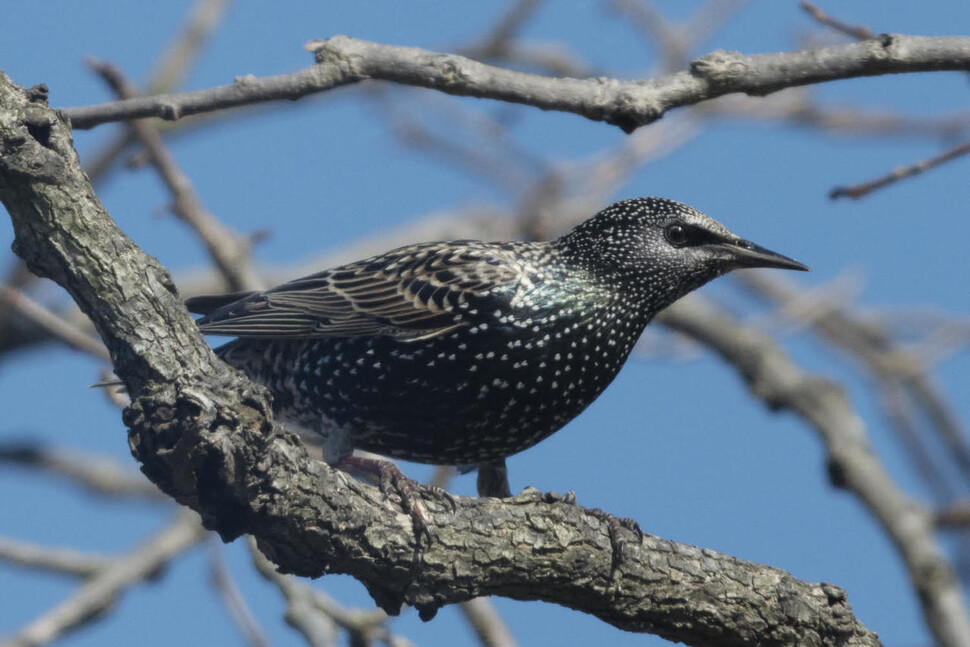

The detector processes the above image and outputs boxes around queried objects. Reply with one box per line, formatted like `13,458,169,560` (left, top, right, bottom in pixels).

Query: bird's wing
189,242,524,341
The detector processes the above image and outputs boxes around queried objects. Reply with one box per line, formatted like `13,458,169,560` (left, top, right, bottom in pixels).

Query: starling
187,198,807,487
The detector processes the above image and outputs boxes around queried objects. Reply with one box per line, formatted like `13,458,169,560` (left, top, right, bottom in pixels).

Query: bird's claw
543,490,641,572
585,507,643,573
338,456,434,543
426,483,459,513
542,489,577,505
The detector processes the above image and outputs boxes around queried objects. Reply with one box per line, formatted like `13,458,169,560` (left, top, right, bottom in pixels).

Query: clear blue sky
2,2,969,646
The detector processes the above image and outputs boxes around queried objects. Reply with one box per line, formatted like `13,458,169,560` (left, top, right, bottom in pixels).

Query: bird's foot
337,456,454,543
543,490,642,572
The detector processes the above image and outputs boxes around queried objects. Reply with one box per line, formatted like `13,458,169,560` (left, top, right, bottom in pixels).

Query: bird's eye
664,223,688,247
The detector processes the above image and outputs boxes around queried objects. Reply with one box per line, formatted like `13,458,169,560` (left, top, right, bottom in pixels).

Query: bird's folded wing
188,243,522,341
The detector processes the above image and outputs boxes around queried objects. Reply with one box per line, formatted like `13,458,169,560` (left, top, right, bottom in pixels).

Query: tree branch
830,139,970,199
0,285,109,361
0,538,113,579
88,58,262,293
657,295,970,647
1,71,881,647
0,443,165,500
800,2,874,41
61,34,970,133
2,511,205,647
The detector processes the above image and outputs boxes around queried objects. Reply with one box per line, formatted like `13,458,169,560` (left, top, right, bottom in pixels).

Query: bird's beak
717,238,810,272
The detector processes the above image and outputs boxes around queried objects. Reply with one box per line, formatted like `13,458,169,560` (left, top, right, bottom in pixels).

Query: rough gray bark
62,34,970,133
0,71,880,646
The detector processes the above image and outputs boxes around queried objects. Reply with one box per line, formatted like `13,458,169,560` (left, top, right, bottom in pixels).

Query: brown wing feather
194,242,524,341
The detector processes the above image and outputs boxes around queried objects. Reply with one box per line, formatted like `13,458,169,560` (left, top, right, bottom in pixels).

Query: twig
459,598,518,647
800,2,874,41
468,0,543,58
0,285,109,360
938,501,970,529
657,295,970,647
98,368,132,408
62,35,970,134
879,381,956,502
611,0,687,71
738,271,970,493
0,443,165,500
248,538,393,647
710,91,970,139
207,540,270,647
2,511,206,647
830,139,970,199
611,0,749,72
148,0,233,95
83,0,233,187
0,538,112,579
683,0,750,48
459,0,593,79
87,59,262,293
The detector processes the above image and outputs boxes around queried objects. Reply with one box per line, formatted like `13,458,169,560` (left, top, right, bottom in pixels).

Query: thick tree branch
62,34,970,133
0,71,881,647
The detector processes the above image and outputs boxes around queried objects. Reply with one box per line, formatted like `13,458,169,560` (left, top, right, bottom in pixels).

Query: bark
0,71,879,647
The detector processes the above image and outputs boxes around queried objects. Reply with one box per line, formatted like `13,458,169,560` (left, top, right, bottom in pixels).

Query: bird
186,197,807,504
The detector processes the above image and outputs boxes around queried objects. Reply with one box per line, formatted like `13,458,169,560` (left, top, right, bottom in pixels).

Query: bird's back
187,197,807,466
197,238,642,464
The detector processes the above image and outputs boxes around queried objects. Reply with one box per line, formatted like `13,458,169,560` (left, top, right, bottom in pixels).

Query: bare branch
0,443,165,501
459,598,518,647
207,541,270,647
248,538,390,647
800,2,874,41
830,139,970,199
2,511,205,647
938,501,970,530
88,59,262,293
82,0,233,186
62,34,970,134
657,295,970,647
467,0,543,59
0,285,109,360
148,0,234,95
611,0,689,71
0,538,112,579
709,91,970,139
738,272,970,493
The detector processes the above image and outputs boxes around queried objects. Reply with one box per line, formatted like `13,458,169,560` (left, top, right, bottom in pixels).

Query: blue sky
2,2,969,646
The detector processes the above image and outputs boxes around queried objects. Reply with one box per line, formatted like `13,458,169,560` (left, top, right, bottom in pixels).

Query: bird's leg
337,455,433,543
591,508,643,573
543,491,643,572
476,458,512,497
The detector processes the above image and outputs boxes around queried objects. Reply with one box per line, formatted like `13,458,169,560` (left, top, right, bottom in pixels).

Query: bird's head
554,197,808,305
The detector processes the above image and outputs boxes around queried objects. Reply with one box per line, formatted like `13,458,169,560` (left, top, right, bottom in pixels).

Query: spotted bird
187,197,808,490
